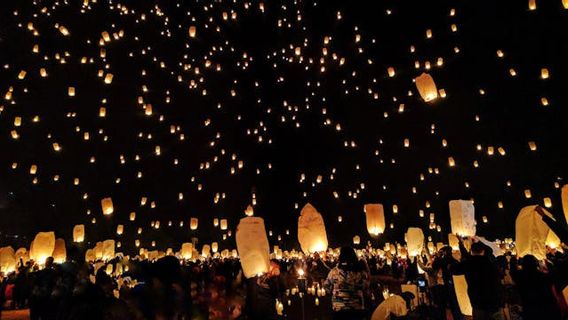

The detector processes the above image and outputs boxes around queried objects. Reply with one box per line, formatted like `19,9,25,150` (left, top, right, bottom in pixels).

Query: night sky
1,0,567,252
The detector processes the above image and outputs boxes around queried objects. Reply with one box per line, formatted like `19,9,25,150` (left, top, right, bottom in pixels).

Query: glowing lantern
73,224,85,242
298,203,328,254
104,73,113,84
448,234,459,250
448,157,456,167
202,245,211,257
212,242,219,253
30,232,56,265
406,228,424,257
189,26,197,38
101,197,114,215
30,165,37,175
528,0,536,10
116,225,124,235
102,240,115,261
236,216,271,278
181,243,193,260
543,197,552,208
58,25,70,36
415,72,438,102
365,203,385,236
541,68,549,79
68,87,75,97
353,236,360,245
190,217,198,230
52,239,66,263
563,0,568,9
85,249,95,262
387,67,395,77
0,247,16,274
245,205,254,216
453,275,473,316
130,212,136,221
449,200,476,237
515,205,552,260
220,219,228,230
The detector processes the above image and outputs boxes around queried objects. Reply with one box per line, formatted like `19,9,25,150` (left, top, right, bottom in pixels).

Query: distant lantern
220,219,228,230
364,203,385,237
73,224,85,242
58,25,70,36
387,67,395,77
190,217,198,230
116,224,124,235
181,243,193,260
245,205,254,216
528,141,537,151
68,87,75,96
353,236,361,245
101,198,114,215
52,238,66,263
298,203,328,254
543,197,552,208
448,157,456,167
448,233,459,250
30,232,56,265
449,200,476,237
415,72,438,102
189,26,197,38
541,68,549,79
99,107,106,117
406,227,424,257
129,212,136,221
104,73,113,84
236,216,271,278
212,242,219,253
30,165,38,175
528,0,536,10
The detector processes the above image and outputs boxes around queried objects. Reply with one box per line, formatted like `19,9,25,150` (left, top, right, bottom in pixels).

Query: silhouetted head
338,247,358,271
521,255,539,272
470,242,486,256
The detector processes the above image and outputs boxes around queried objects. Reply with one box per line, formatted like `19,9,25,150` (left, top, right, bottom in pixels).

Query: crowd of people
1,208,568,320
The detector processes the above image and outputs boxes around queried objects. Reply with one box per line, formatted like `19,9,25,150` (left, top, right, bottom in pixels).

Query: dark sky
0,0,567,252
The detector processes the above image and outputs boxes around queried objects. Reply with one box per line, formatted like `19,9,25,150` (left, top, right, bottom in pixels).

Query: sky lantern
528,0,537,10
448,233,459,250
453,275,473,316
101,197,114,215
73,224,85,242
364,203,385,237
298,203,328,254
116,224,124,235
181,243,193,260
189,26,197,38
30,231,56,265
52,238,67,263
190,217,198,230
245,205,254,216
102,239,115,261
515,205,551,260
236,216,270,278
220,219,228,230
414,72,438,102
0,247,16,274
405,227,424,257
449,200,476,237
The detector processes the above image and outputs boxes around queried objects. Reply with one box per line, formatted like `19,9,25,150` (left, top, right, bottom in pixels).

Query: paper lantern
202,245,211,257
15,248,28,265
353,235,361,245
189,26,197,38
212,242,219,253
85,249,96,262
101,197,114,215
130,212,136,221
365,203,385,236
52,238,66,263
448,233,459,251
190,217,198,230
515,205,552,260
528,0,536,10
73,224,85,242
371,295,408,320
30,231,56,265
116,224,124,235
298,203,328,254
405,228,424,257
453,275,473,316
220,219,228,230
102,240,115,261
245,205,254,216
236,216,271,278
449,200,476,237
0,247,16,274
415,72,438,102
563,0,568,9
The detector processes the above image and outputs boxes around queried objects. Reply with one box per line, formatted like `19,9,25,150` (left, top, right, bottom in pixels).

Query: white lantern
0,247,16,274
298,203,328,254
453,275,473,316
52,238,67,263
73,224,85,242
515,205,552,260
449,200,476,237
102,240,115,261
236,216,270,278
405,228,424,257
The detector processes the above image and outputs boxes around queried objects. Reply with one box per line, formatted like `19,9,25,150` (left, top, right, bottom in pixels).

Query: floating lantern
449,200,476,237
190,217,198,230
102,240,115,261
220,219,228,230
364,203,385,236
245,205,254,216
30,232,56,265
101,197,114,215
236,216,270,278
515,206,552,260
353,235,360,245
0,247,16,274
181,243,193,260
73,224,85,242
52,239,66,263
189,26,197,38
298,203,328,254
116,224,124,235
406,227,424,257
415,72,438,102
